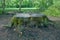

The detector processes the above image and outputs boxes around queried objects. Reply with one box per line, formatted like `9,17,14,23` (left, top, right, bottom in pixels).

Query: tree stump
3,13,54,38
10,13,54,29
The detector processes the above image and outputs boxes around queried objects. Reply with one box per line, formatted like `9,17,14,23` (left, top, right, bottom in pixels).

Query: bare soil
0,15,60,40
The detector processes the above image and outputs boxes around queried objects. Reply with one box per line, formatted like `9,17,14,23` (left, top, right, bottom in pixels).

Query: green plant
43,2,60,17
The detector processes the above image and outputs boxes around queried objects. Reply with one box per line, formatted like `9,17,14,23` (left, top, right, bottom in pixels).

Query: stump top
14,13,45,18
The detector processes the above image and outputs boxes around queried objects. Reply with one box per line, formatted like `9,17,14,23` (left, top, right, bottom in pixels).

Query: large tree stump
10,13,54,29
3,13,54,37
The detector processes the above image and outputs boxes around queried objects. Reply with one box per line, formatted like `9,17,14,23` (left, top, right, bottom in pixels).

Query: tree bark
2,0,5,14
19,0,23,13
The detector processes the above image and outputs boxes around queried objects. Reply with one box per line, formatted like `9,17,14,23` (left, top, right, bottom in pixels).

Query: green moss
11,16,23,27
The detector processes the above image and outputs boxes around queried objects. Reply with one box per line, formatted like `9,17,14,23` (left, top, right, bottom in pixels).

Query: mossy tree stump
10,13,53,30
4,13,54,37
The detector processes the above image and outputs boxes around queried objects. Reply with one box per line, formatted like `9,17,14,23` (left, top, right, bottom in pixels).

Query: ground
0,15,60,40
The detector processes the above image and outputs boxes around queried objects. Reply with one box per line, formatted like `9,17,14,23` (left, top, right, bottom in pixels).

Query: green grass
43,2,60,17
0,6,60,17
0,8,39,11
0,8,39,14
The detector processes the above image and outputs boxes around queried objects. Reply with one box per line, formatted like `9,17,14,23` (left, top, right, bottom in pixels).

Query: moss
11,16,23,27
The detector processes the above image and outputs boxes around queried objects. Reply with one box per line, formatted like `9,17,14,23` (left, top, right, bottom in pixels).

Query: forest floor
0,15,60,40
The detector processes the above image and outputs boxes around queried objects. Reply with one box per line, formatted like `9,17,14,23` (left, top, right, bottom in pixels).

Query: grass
0,8,39,11
0,7,60,17
43,2,60,17
0,8,40,14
